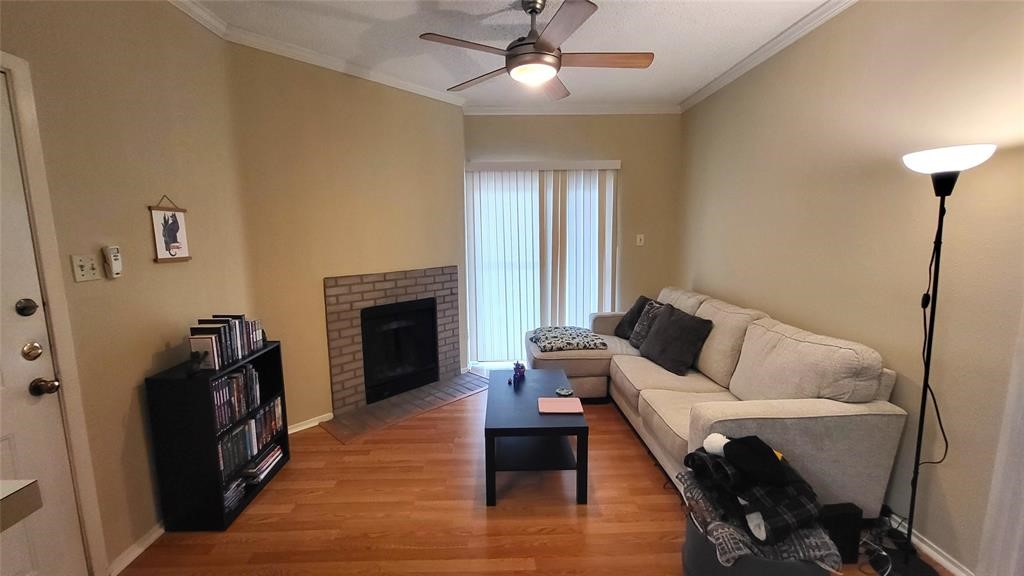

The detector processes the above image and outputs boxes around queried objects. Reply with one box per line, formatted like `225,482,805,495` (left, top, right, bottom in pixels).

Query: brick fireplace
324,266,460,414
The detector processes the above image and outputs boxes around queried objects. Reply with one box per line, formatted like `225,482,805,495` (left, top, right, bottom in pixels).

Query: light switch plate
71,254,101,282
635,234,645,247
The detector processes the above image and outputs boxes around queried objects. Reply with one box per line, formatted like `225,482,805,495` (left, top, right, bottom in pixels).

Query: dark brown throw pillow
614,295,653,340
628,301,665,348
640,305,714,375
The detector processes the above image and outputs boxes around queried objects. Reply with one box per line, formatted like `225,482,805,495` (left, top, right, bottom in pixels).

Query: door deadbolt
22,342,44,361
29,378,60,396
15,298,39,317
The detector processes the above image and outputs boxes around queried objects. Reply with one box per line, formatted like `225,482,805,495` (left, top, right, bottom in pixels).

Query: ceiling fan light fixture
509,62,558,86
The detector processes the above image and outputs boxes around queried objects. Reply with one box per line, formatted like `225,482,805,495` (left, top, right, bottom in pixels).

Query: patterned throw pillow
628,301,665,348
530,326,609,353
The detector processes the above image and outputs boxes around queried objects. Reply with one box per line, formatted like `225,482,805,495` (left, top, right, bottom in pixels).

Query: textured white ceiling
196,0,836,113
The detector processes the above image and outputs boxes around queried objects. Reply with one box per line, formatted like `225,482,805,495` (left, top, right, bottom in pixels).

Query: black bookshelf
145,341,289,531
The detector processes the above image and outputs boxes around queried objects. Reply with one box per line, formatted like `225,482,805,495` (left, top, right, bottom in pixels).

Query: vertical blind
466,168,617,362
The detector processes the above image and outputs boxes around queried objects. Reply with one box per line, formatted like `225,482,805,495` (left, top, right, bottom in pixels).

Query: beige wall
677,1,1023,570
464,115,684,306
1,0,466,564
1,1,254,561
227,44,466,425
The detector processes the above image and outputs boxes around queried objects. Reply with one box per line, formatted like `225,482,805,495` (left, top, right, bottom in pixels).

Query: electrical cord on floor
919,244,950,467
861,535,894,576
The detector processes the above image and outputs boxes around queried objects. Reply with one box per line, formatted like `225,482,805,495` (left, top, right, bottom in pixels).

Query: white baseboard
911,530,974,576
287,412,333,434
887,513,975,576
108,522,164,575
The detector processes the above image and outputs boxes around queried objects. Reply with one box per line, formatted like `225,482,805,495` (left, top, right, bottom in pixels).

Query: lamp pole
906,176,952,546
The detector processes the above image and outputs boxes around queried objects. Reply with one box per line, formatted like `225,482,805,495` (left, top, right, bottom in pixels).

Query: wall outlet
71,254,101,282
635,234,646,247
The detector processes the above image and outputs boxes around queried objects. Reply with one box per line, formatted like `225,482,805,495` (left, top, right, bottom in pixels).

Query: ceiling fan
420,0,654,100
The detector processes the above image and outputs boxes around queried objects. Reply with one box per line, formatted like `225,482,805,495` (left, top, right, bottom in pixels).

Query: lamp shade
902,144,997,174
509,63,557,86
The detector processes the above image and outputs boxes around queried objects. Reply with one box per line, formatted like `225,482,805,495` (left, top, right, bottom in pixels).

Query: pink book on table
538,397,583,414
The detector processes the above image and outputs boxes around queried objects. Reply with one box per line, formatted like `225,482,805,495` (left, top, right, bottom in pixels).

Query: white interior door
1,70,89,576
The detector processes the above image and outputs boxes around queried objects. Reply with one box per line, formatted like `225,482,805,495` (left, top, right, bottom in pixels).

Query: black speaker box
819,503,863,564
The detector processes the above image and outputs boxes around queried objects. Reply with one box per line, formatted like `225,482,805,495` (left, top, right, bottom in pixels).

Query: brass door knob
28,378,60,396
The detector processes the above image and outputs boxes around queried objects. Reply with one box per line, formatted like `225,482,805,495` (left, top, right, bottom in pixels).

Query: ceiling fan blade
561,52,655,68
448,67,507,92
542,76,570,100
420,33,506,57
536,0,598,52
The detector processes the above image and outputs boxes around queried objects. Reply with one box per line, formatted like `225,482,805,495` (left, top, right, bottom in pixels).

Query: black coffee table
484,369,588,506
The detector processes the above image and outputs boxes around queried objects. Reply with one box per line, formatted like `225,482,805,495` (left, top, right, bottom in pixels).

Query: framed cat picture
148,205,191,262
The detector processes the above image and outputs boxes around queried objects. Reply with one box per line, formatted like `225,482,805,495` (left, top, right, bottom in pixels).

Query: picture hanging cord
153,194,180,209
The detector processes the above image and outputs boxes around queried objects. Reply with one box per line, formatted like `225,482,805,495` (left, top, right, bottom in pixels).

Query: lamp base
883,548,940,576
879,532,940,576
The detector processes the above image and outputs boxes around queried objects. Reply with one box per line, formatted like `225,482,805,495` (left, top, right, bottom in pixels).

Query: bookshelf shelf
145,341,289,531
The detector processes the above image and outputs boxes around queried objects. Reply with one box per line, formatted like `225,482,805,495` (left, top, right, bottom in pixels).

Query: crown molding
169,0,464,107
463,103,682,116
223,27,465,106
678,0,858,112
168,0,226,37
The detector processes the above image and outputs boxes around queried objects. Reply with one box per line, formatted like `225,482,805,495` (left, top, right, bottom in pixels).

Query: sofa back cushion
730,318,882,402
657,287,708,315
693,299,768,387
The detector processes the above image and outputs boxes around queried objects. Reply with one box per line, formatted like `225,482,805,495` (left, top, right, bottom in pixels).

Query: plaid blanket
678,470,841,571
683,447,820,545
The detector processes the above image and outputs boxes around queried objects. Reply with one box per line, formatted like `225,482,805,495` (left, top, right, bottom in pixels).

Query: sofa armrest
590,312,624,336
688,399,907,516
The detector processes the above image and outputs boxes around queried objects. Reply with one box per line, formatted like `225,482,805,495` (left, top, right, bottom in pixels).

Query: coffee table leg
486,435,496,506
577,432,588,505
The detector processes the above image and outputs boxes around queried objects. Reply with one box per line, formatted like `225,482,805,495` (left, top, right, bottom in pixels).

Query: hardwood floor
123,390,946,575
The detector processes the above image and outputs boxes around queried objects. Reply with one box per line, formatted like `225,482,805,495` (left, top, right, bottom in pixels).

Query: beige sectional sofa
525,287,907,516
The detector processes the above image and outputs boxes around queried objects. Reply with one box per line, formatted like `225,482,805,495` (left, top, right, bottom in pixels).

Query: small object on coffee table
538,397,583,414
513,361,526,383
555,387,573,397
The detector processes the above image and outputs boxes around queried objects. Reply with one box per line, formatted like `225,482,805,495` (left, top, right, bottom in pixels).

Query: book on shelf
197,318,238,364
243,445,283,485
187,335,221,370
190,314,266,370
217,397,284,483
222,478,245,512
211,364,262,433
189,325,232,366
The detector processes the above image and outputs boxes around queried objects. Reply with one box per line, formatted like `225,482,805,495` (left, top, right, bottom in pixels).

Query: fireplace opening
360,297,439,404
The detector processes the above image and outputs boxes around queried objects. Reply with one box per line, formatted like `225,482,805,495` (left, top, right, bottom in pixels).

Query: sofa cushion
730,318,882,403
628,301,665,348
694,299,768,388
525,332,639,378
638,389,739,466
657,287,708,315
610,355,727,411
614,295,653,340
640,306,714,375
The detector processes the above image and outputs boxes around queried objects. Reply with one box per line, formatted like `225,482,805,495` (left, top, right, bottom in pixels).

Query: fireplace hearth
361,298,439,404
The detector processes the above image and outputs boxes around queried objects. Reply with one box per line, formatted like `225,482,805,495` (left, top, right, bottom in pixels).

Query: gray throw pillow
614,295,653,340
628,301,665,348
640,305,714,375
